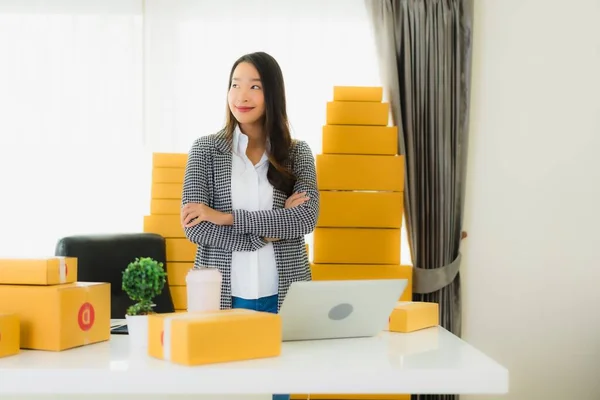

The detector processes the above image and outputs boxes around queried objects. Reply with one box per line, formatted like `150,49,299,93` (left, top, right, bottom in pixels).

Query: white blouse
230,126,278,299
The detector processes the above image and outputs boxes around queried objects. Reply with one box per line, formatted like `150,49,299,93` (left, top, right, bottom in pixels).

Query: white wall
462,0,600,399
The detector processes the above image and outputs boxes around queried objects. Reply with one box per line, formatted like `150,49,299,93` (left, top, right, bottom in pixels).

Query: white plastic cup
185,267,222,312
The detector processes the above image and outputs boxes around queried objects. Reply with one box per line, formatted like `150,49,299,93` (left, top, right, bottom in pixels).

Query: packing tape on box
56,256,67,283
162,309,257,361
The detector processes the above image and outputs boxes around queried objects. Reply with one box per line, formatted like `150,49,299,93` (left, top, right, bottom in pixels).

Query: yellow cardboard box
0,282,110,351
0,313,19,358
151,199,181,215
313,228,401,265
0,257,77,285
388,302,439,333
167,262,193,286
317,191,403,229
326,101,389,126
166,238,197,262
148,309,281,366
152,183,183,199
322,125,397,155
144,215,186,238
153,153,188,168
311,264,412,302
316,154,404,192
333,86,383,102
152,167,185,184
169,286,187,311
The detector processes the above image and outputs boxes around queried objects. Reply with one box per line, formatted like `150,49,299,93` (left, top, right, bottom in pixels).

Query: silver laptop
279,279,407,341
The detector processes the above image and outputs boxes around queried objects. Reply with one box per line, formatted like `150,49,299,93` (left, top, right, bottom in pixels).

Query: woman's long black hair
224,51,296,196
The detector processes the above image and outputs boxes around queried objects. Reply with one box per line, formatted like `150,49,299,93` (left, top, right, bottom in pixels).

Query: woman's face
228,62,265,126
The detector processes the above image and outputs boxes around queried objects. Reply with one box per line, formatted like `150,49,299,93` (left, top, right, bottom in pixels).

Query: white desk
0,327,508,399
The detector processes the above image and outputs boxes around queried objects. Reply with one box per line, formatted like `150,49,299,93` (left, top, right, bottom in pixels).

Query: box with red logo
0,313,19,358
0,257,77,285
0,282,110,351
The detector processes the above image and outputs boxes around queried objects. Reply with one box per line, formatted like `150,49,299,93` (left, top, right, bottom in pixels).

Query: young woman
180,52,319,400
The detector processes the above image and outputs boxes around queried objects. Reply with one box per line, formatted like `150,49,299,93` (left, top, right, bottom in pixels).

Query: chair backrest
55,233,175,318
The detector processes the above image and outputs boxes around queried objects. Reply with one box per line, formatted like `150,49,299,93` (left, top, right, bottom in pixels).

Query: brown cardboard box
388,302,439,333
0,282,110,351
0,313,19,358
148,309,281,366
0,257,77,285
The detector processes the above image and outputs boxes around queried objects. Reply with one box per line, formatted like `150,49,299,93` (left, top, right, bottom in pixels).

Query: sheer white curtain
0,0,410,264
143,0,383,155
0,0,147,257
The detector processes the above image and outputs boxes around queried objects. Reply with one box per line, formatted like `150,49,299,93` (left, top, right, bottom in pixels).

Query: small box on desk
388,301,439,333
0,257,77,285
0,313,19,358
148,309,281,366
0,282,110,351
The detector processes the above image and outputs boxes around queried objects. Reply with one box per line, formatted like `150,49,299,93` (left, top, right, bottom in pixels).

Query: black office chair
54,233,175,322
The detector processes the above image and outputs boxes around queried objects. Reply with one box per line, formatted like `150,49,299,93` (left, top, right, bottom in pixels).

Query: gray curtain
364,0,473,398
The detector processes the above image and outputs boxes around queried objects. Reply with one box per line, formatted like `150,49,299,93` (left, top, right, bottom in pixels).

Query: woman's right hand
285,191,310,209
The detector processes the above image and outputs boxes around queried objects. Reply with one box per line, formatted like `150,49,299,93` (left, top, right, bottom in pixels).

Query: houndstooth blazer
181,129,319,311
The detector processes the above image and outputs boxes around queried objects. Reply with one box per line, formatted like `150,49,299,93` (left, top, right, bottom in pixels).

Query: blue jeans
232,295,289,400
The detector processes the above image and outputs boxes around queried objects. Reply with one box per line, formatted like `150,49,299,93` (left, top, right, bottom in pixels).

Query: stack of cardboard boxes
143,152,197,311
312,86,413,301
292,86,440,400
0,257,110,356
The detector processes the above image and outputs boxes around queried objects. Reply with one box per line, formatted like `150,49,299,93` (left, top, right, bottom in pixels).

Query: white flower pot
125,314,149,350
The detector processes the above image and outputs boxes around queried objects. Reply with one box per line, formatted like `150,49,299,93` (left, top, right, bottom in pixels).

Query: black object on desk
55,233,176,320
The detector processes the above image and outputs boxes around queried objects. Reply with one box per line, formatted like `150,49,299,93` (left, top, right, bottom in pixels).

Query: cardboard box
152,183,183,199
317,191,403,228
151,199,181,215
326,101,389,126
313,228,401,264
148,309,281,366
153,153,188,168
0,282,110,351
167,262,193,286
144,215,186,238
388,302,439,333
152,167,185,184
333,86,383,102
322,125,397,155
0,257,77,285
166,238,197,262
316,154,404,192
0,313,19,358
170,286,187,311
311,264,412,301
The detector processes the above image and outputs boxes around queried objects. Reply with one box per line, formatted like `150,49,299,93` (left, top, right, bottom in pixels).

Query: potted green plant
122,257,166,348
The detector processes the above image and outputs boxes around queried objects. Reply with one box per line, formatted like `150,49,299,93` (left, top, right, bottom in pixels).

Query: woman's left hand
181,203,233,227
